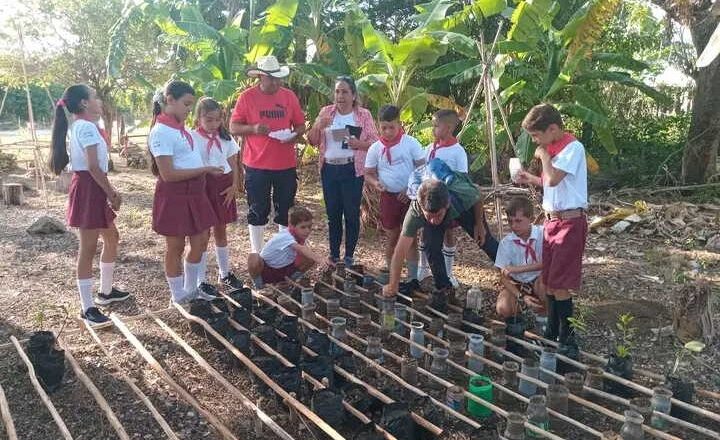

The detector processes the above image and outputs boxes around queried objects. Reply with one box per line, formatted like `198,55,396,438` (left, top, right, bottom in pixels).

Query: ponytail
149,98,163,176
148,80,195,177
48,84,92,175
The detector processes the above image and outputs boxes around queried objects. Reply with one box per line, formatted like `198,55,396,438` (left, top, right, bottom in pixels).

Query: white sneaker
448,275,460,288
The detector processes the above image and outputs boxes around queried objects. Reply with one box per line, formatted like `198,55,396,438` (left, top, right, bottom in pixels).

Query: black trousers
244,166,297,226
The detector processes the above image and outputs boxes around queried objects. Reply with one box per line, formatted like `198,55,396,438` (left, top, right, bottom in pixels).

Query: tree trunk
682,15,720,184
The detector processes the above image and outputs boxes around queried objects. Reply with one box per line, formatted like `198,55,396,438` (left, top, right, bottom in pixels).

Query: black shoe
399,279,421,296
95,287,131,305
81,307,110,326
221,272,244,289
198,282,220,299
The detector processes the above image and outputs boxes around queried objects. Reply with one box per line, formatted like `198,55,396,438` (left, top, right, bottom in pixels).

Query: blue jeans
321,162,364,262
424,208,499,289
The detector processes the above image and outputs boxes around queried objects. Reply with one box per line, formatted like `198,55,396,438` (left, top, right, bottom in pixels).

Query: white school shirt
69,119,109,172
260,229,298,269
365,134,425,193
190,130,240,174
494,225,544,284
542,141,588,212
424,143,468,173
149,123,204,170
324,112,357,160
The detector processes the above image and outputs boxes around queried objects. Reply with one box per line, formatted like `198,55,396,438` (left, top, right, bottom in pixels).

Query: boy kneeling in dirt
495,196,546,323
248,206,330,288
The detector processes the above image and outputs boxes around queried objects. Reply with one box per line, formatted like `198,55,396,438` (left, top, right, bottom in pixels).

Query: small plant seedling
614,313,636,359
671,340,706,376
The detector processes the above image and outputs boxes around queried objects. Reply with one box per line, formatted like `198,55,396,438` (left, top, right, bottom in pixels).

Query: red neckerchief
157,113,194,149
428,136,457,159
197,126,222,154
547,132,576,158
76,114,110,146
288,226,306,245
378,129,404,165
512,236,538,263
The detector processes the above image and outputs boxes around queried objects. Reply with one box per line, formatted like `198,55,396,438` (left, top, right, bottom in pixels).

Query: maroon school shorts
67,171,116,229
542,215,588,290
206,172,238,225
261,255,302,284
152,175,218,237
380,191,410,230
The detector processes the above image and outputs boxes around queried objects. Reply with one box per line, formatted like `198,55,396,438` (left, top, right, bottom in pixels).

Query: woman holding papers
307,76,379,266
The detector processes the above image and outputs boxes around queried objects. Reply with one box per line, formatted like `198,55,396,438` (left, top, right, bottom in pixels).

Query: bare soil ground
0,157,718,439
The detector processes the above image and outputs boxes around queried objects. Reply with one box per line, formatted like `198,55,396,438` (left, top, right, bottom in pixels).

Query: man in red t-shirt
230,56,306,253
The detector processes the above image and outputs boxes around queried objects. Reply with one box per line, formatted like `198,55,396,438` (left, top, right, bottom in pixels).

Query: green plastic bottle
467,375,493,418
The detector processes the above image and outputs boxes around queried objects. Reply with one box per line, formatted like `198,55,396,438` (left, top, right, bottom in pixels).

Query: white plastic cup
509,158,522,181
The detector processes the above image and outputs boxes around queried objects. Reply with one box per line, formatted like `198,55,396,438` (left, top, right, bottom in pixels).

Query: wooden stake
9,336,73,440
148,311,296,440
60,344,131,440
0,383,18,440
83,321,180,440
109,314,239,440
2,184,24,205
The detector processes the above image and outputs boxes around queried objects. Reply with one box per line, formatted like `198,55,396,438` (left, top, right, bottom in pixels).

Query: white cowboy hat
247,55,290,78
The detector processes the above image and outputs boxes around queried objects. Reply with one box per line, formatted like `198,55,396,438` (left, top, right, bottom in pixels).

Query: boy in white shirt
515,103,588,356
495,197,545,320
419,109,468,287
365,105,426,277
248,206,329,288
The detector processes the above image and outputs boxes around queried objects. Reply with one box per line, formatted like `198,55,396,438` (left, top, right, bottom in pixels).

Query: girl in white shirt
49,84,131,326
148,81,224,304
190,97,243,290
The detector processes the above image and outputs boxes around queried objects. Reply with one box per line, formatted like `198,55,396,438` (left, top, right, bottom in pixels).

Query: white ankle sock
443,245,456,279
249,224,266,253
167,275,186,302
197,252,208,286
215,246,230,278
77,278,94,312
99,262,114,294
184,260,200,294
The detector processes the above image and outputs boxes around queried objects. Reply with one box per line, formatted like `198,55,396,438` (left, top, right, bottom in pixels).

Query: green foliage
0,84,65,124
614,313,636,359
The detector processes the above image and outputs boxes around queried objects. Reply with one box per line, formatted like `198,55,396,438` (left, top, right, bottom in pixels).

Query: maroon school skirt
206,172,238,225
152,175,218,237
66,171,116,229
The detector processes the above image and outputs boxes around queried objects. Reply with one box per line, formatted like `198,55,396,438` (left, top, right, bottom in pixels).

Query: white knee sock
443,245,456,279
249,224,266,254
99,262,114,294
197,252,208,286
184,260,200,294
167,275,186,302
77,278,94,312
417,242,430,279
215,246,230,278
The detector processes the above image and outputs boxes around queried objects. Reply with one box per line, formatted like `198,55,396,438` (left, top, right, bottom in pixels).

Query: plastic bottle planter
585,366,605,390
365,336,384,364
650,386,672,431
409,321,425,359
394,304,408,335
500,361,520,404
539,347,558,384
466,286,482,311
503,412,527,440
519,357,539,396
447,313,464,341
525,395,550,438
564,372,585,395
278,294,296,314
620,410,645,440
449,341,467,380
430,347,450,378
301,304,317,324
330,317,347,342
377,268,390,285
343,276,355,294
411,297,427,319
446,385,464,412
356,314,372,337
335,261,346,278
344,291,361,314
362,274,375,289
461,335,481,373
429,317,445,338
325,298,340,319
490,322,507,363
401,356,418,386
535,315,548,335
629,397,653,427
546,384,569,416
300,287,314,307
380,296,396,333
467,375,494,418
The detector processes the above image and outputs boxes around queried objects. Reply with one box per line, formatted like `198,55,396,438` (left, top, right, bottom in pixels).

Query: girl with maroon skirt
190,97,243,290
148,81,224,304
49,84,131,326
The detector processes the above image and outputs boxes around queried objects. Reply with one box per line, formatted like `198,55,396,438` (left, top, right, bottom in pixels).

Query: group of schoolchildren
50,77,587,355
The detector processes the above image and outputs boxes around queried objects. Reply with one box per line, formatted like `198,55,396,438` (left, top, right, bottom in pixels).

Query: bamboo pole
108,314,239,440
83,321,180,440
172,305,346,440
9,336,73,440
60,345,131,440
0,383,18,440
148,311,297,440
